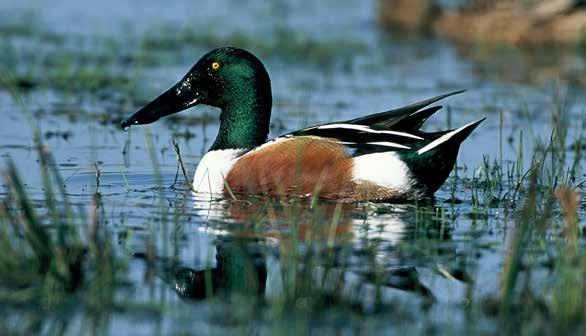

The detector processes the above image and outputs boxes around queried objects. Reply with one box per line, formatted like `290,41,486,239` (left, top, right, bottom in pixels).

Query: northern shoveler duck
121,47,484,202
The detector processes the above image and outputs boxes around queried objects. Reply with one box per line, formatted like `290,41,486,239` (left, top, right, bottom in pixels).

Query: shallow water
0,0,585,335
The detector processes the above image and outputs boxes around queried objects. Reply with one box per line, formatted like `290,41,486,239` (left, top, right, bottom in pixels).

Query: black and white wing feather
284,90,466,153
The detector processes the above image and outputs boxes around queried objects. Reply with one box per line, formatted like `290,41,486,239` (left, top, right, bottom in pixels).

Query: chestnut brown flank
225,137,354,199
225,137,405,201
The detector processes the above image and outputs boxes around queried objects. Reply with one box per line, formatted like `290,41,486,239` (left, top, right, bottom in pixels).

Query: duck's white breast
192,149,244,194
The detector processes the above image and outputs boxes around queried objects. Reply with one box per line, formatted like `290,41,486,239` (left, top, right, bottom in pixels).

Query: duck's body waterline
122,47,484,201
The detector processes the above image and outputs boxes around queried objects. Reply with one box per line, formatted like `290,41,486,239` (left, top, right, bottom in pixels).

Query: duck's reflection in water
171,237,267,299
162,195,455,305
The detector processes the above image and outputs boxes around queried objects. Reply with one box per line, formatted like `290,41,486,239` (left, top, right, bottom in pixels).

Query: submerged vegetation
0,2,585,335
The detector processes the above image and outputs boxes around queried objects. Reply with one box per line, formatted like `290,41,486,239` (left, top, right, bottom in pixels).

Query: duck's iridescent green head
122,47,272,150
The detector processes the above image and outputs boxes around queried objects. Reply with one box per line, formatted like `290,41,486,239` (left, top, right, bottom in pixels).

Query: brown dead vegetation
378,0,586,45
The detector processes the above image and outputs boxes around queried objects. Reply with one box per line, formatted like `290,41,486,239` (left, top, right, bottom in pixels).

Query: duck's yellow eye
211,61,221,70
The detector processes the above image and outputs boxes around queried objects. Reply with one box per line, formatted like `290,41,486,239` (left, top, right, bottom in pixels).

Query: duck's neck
209,86,272,152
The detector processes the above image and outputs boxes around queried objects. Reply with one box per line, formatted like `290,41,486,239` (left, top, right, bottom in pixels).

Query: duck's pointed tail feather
417,118,485,155
399,118,485,195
